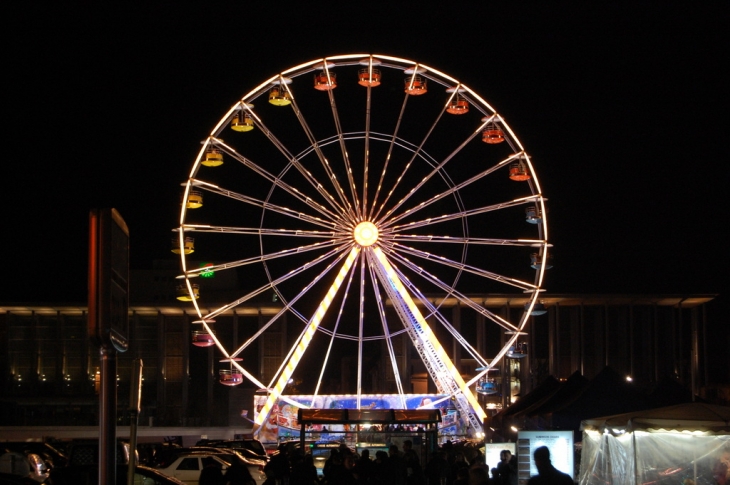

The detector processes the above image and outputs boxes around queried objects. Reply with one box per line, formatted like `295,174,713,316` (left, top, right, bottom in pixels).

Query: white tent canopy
580,403,730,485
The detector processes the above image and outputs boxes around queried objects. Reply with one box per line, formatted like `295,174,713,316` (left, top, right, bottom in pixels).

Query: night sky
3,4,728,334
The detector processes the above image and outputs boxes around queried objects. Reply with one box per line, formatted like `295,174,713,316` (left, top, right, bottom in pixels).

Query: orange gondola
314,71,337,91
358,68,381,87
446,94,469,115
405,76,427,95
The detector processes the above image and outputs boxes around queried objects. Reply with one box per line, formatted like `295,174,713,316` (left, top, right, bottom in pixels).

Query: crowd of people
225,440,533,485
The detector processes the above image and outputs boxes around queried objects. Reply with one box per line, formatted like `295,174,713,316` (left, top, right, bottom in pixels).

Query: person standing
354,449,375,483
388,445,407,485
526,447,573,485
200,457,225,485
225,460,256,485
424,451,450,485
495,450,518,485
402,440,424,485
265,444,291,485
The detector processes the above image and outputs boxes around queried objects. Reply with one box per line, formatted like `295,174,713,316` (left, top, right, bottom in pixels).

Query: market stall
580,403,730,485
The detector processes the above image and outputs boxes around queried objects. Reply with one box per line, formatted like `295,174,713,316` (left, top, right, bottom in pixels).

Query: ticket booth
297,408,442,464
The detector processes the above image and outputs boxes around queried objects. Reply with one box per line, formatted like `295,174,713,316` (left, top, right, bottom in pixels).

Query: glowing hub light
353,221,379,247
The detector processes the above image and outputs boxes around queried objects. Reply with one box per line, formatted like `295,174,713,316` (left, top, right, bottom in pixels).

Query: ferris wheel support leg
369,247,485,436
252,246,360,437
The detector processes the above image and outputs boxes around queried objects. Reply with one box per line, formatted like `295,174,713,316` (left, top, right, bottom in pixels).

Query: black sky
2,2,727,319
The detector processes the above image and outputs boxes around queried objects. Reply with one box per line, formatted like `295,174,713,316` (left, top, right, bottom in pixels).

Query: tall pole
88,208,130,485
99,347,117,485
127,359,143,485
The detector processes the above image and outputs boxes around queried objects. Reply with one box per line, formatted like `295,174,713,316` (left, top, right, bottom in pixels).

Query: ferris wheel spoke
202,244,352,321
361,62,375,220
386,233,546,248
368,246,486,427
465,331,527,388
313,252,360,397
364,252,408,404
212,138,345,224
190,178,339,230
283,80,359,220
370,89,447,222
250,110,351,218
367,59,424,219
367,75,410,221
386,195,543,233
253,247,361,431
227,246,356,362
325,87,363,220
381,152,532,229
386,241,539,292
356,252,366,407
375,115,492,226
389,263,492,367
370,85,463,223
180,238,348,279
402,279,489,367
383,248,521,333
181,224,343,238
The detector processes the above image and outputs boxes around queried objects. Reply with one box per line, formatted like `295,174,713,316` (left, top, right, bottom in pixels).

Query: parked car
0,472,41,485
0,452,49,483
63,439,133,466
0,443,68,469
50,464,186,485
194,440,267,461
152,447,245,468
155,451,266,485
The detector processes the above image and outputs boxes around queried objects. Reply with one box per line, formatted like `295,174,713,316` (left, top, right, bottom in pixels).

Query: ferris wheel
174,54,549,437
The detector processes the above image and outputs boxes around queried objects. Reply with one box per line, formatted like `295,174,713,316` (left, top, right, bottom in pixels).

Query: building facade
0,292,720,429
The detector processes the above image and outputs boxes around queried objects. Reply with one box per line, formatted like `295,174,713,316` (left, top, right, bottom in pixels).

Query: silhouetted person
372,450,393,485
265,444,291,485
354,449,375,483
226,459,256,485
324,448,343,483
200,457,225,485
453,466,469,485
402,440,424,485
424,451,450,485
388,445,407,485
495,450,517,485
449,452,469,484
290,453,318,485
527,447,573,485
468,467,490,485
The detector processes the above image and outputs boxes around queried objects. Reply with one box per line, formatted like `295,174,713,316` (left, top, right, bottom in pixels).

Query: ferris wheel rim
175,54,550,432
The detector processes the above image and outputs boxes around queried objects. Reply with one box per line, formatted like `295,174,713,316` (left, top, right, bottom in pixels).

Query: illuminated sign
517,430,574,480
